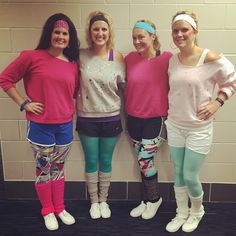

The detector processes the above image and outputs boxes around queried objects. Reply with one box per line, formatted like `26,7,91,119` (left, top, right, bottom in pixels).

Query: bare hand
24,102,44,115
197,100,221,120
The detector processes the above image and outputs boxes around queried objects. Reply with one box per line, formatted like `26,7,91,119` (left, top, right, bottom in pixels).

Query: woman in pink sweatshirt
0,13,80,231
165,10,236,233
125,19,172,220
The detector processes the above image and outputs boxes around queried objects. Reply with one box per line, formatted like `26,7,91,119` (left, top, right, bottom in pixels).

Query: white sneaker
166,216,186,233
90,203,101,219
130,201,146,217
43,213,59,231
100,202,111,218
58,210,75,225
182,211,205,233
141,197,162,220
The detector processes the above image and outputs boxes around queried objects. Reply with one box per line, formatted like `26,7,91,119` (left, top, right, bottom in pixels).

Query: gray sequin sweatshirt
76,48,125,117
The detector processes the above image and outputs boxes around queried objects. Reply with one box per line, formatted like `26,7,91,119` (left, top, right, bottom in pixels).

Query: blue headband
133,22,155,34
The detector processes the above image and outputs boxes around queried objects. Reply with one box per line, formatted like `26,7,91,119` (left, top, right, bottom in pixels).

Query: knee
174,166,184,178
85,157,97,172
100,159,112,172
138,159,157,177
183,173,198,188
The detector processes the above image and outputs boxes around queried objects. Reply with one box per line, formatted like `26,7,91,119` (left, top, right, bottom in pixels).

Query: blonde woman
125,19,172,219
165,11,236,233
76,11,125,219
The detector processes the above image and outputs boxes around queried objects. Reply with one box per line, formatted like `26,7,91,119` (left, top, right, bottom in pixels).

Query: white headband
172,14,197,30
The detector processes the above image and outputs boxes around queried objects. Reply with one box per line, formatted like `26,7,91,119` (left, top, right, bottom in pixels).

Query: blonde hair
172,10,198,45
86,11,114,49
135,19,161,52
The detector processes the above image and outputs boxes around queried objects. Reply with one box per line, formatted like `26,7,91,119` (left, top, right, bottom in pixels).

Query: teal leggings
79,134,118,173
169,146,206,197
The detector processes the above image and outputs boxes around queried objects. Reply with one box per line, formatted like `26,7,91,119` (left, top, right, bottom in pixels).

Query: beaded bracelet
215,97,224,107
20,99,31,111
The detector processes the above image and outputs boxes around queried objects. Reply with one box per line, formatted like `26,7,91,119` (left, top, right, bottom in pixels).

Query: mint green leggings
79,134,118,173
169,146,206,197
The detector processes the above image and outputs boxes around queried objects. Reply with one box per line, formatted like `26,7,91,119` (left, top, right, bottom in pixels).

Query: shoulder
160,51,173,61
19,49,37,57
124,51,138,61
14,50,41,63
205,50,221,63
162,51,173,57
113,50,124,63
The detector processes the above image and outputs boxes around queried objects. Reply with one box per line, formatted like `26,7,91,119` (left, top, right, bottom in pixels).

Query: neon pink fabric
125,51,172,118
35,182,54,216
0,50,78,124
54,20,69,30
52,178,65,214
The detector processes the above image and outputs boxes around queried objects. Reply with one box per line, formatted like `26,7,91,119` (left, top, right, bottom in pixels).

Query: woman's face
172,20,197,49
50,27,70,50
132,28,155,55
90,20,110,47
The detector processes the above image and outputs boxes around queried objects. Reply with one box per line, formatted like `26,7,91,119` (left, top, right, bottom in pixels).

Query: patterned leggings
132,137,163,177
31,143,71,183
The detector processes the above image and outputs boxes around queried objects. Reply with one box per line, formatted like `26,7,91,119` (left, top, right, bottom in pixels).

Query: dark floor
0,199,235,236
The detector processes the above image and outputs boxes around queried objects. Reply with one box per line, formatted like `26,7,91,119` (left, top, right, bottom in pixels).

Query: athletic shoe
89,203,101,219
58,210,75,225
182,211,205,232
166,216,186,232
130,201,146,217
100,202,111,218
141,197,162,219
43,213,59,231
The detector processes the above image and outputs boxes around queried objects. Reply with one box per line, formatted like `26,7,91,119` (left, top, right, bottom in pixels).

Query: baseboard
1,181,236,202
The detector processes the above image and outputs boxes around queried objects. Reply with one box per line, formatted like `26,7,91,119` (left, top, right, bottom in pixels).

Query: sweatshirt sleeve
0,51,32,91
216,56,236,98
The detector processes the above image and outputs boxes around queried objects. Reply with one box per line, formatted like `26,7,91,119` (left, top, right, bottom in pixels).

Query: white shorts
165,119,213,154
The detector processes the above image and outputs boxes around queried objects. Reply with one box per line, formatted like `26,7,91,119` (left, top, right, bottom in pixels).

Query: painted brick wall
0,0,236,185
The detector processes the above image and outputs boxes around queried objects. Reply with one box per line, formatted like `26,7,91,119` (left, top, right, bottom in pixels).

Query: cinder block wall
0,0,236,201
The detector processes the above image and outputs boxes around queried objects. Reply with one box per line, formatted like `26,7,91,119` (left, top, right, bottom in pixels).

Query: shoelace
186,216,198,224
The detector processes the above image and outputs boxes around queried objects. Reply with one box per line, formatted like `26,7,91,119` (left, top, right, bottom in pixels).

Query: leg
79,134,100,219
183,148,205,197
98,136,118,218
169,146,186,187
182,148,205,233
31,144,58,231
138,137,163,219
129,138,148,218
79,134,99,202
50,144,75,225
166,146,189,233
166,186,189,233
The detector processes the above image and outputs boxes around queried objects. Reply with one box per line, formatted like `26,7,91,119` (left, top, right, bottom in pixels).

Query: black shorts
127,115,167,141
76,117,123,137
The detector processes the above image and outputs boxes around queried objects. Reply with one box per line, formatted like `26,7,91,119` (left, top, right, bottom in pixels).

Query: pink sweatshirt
0,50,78,124
125,51,172,118
168,53,236,127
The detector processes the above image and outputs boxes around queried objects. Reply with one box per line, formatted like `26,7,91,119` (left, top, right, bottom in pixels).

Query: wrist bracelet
20,99,31,111
215,97,224,107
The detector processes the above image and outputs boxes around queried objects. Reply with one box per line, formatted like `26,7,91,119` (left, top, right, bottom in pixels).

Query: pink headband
54,20,69,30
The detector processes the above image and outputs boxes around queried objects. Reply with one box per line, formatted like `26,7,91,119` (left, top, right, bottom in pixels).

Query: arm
197,51,236,120
6,87,44,114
